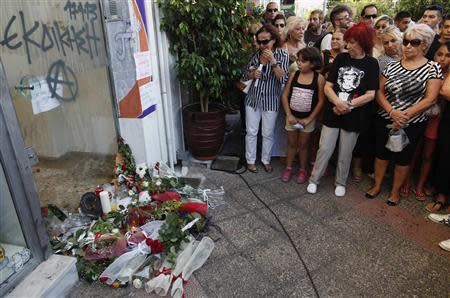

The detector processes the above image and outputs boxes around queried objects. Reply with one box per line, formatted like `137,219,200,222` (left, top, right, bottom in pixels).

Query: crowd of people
240,2,450,251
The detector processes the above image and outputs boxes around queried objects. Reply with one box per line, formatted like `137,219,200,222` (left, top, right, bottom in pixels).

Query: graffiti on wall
0,0,102,104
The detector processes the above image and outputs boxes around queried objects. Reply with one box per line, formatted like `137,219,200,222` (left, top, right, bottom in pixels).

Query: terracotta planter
183,103,226,160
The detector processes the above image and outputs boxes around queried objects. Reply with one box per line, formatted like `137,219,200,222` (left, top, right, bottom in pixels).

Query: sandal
263,163,273,173
426,201,445,213
365,189,380,199
247,164,257,173
414,189,426,202
386,198,400,206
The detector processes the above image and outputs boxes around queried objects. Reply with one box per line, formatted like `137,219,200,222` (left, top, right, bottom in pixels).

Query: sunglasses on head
267,8,278,13
403,38,422,47
275,23,285,28
364,14,377,19
257,39,272,45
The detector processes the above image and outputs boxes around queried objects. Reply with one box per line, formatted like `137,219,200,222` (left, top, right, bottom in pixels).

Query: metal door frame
0,59,51,296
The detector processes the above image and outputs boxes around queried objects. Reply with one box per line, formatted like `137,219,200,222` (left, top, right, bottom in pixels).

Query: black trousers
433,117,450,196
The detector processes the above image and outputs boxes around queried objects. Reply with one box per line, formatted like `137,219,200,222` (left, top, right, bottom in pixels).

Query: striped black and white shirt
242,48,290,111
379,60,443,123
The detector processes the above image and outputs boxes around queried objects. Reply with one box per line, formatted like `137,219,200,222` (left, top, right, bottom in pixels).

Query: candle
99,191,111,214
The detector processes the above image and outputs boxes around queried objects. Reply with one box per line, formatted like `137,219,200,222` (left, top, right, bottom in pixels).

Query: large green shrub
158,0,251,112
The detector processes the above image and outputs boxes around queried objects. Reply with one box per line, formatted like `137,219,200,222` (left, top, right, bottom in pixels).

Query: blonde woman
377,25,402,73
281,16,308,65
373,15,394,58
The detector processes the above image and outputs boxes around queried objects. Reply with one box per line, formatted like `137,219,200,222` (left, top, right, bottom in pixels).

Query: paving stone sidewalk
69,160,450,297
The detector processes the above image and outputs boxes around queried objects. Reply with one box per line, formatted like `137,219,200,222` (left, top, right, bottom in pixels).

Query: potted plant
158,0,251,160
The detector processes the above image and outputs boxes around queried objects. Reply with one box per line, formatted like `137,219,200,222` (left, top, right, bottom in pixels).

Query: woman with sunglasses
242,24,290,173
306,22,379,197
281,16,308,66
373,15,394,58
273,14,286,34
365,24,443,205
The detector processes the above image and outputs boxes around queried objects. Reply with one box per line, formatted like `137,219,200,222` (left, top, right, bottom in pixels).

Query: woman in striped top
242,24,290,173
366,24,443,206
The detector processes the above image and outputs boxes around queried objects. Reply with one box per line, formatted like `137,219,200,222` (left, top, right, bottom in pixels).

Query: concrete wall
0,0,117,158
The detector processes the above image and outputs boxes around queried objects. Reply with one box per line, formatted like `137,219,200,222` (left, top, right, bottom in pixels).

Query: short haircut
404,24,435,54
423,4,443,17
445,14,450,22
281,16,308,41
344,21,376,55
375,15,394,27
394,11,412,22
296,47,323,70
273,13,286,25
256,23,282,48
380,25,402,41
310,9,324,21
329,4,353,26
360,3,378,17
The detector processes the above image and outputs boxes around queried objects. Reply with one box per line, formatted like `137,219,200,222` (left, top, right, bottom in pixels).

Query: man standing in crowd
360,4,378,28
427,14,450,60
263,2,279,24
394,11,412,33
317,4,353,51
305,9,326,47
420,4,443,34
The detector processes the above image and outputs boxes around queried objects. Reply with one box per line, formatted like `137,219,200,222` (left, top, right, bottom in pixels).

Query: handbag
385,128,409,152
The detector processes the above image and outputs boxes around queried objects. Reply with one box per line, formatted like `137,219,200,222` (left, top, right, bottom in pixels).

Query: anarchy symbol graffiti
46,59,78,101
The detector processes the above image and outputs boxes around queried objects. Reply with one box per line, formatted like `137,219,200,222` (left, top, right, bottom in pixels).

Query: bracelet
271,62,278,68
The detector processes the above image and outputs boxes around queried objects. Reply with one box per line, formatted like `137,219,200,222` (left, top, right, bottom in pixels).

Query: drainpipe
147,1,176,171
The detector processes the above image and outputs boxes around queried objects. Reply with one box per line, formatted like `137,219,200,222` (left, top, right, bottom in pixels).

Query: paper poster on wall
134,51,152,80
139,82,157,110
31,76,61,115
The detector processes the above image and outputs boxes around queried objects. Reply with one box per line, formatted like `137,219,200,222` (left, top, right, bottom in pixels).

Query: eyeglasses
376,25,387,30
364,14,377,19
266,8,278,13
257,39,272,45
402,38,422,47
275,23,285,28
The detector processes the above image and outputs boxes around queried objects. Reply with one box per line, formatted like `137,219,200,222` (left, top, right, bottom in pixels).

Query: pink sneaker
297,169,308,184
281,167,293,182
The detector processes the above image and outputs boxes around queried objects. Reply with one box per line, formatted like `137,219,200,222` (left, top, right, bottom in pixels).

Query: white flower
142,181,149,188
155,179,162,186
136,163,148,179
128,190,135,196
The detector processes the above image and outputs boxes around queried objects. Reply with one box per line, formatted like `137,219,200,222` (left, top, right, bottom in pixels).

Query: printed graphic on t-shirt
336,66,365,102
290,87,314,112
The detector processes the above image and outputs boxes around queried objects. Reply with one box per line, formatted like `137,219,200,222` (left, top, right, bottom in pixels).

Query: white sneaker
438,239,450,252
307,183,317,194
335,185,346,197
428,213,450,224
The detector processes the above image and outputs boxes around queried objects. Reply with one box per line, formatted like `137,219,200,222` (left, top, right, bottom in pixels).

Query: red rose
121,164,126,171
146,238,164,254
99,276,108,283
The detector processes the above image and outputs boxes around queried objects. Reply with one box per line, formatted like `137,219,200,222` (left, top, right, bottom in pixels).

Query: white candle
99,191,111,214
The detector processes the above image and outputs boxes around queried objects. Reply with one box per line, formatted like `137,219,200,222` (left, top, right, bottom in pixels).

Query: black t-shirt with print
323,52,379,132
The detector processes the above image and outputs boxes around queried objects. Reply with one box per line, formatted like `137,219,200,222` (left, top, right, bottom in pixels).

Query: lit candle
99,191,111,214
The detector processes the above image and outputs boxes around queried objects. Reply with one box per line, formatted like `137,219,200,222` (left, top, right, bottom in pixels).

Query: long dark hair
256,23,281,48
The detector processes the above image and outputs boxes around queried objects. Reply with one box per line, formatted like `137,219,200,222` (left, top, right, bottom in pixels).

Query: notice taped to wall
31,76,61,115
139,82,157,110
134,51,152,80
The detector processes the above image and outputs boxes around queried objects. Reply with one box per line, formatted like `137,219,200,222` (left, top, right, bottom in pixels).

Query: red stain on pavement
342,185,450,258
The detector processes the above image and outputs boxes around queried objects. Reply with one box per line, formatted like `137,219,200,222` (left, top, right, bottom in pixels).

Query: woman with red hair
307,22,379,197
